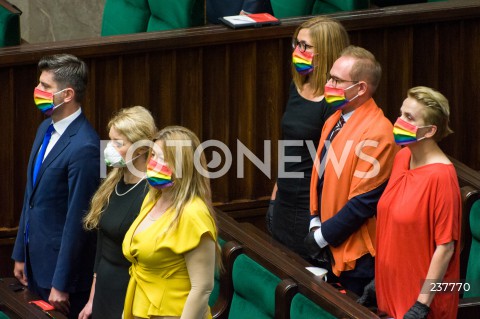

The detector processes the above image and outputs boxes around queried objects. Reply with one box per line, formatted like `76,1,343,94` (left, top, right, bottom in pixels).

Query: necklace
115,177,145,196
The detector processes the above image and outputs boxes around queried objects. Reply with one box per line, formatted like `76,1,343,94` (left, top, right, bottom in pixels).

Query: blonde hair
340,45,382,93
147,126,221,266
292,17,350,96
83,106,157,230
408,86,453,142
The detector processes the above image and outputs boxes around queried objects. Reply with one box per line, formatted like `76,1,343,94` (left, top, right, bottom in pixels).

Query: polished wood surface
0,277,67,319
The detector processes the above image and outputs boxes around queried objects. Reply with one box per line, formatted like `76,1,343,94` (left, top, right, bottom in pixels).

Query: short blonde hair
292,17,350,96
407,86,453,142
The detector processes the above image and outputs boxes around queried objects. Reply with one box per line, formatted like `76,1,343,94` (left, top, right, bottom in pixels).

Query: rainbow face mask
324,83,359,110
393,117,430,145
146,158,174,189
292,47,314,75
33,88,66,116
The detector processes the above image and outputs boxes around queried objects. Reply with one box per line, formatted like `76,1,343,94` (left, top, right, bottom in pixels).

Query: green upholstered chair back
147,0,204,31
270,0,316,18
0,311,10,319
271,0,369,18
101,0,204,36
101,0,150,36
464,199,480,298
312,0,369,14
290,293,336,319
0,1,21,46
373,0,445,6
228,254,281,319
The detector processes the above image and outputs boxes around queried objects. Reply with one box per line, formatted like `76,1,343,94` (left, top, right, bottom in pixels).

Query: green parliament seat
228,254,281,319
290,293,336,319
101,0,204,36
312,0,369,14
373,0,445,6
0,0,21,46
270,0,316,18
464,199,480,298
147,0,204,31
101,0,150,36
271,0,369,18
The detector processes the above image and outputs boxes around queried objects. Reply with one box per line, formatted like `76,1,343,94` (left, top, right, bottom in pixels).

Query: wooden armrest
275,279,298,319
457,297,480,319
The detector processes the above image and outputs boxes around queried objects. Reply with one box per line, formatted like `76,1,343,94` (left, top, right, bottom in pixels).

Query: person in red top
375,86,461,319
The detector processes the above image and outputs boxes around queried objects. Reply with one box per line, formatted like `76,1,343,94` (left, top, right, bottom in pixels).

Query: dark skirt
271,177,311,259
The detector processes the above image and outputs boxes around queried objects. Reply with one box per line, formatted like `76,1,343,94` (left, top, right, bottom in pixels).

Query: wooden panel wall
1,0,480,232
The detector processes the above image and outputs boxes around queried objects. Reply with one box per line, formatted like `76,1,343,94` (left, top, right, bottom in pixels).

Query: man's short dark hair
38,54,88,102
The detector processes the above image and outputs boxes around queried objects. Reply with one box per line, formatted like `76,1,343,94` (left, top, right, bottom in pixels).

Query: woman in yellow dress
122,126,220,319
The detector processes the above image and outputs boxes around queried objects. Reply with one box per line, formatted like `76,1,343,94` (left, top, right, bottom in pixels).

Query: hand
49,287,70,315
357,278,376,307
78,300,93,319
13,261,28,286
304,230,334,264
265,200,275,234
403,301,430,319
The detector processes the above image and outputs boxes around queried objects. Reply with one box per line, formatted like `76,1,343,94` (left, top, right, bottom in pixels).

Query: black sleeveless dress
271,82,334,259
92,179,148,319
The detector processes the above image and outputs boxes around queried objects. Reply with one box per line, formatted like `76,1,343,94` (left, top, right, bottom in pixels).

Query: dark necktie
326,115,345,143
33,124,54,185
318,116,346,186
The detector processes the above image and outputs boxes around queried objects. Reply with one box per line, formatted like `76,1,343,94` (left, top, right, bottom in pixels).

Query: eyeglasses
326,73,359,88
292,39,314,53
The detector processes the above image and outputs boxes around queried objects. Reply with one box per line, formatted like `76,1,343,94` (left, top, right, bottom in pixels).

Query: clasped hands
304,228,334,265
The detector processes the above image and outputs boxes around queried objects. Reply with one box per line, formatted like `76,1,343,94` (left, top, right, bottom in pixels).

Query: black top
92,178,149,319
272,82,334,258
278,82,334,191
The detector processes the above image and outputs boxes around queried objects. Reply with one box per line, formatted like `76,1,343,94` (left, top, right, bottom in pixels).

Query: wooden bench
213,209,379,319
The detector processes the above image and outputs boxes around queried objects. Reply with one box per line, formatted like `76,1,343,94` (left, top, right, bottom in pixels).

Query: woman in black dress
78,106,156,319
269,17,350,260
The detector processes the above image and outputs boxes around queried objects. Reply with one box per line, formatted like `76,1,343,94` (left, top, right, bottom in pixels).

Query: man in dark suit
12,54,100,319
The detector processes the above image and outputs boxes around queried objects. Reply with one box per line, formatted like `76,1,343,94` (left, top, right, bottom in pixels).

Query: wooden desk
0,278,67,319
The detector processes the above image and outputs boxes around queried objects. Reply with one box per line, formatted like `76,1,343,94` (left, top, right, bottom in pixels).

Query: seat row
209,209,379,319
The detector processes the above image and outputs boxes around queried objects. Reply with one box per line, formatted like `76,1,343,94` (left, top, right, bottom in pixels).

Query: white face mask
104,142,126,167
104,141,145,168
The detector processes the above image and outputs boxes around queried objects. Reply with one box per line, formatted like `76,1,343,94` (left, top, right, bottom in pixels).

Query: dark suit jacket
12,112,100,293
